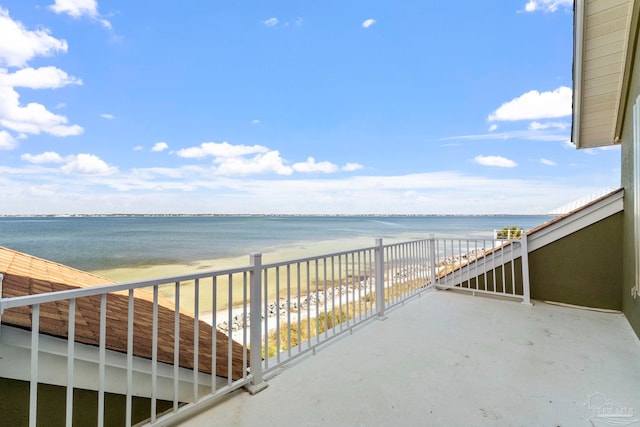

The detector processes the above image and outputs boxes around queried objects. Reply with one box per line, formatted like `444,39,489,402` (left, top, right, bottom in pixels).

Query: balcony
2,237,532,426
177,289,640,426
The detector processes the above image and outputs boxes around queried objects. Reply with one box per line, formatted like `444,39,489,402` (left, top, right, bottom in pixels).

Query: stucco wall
528,213,623,310
621,24,640,337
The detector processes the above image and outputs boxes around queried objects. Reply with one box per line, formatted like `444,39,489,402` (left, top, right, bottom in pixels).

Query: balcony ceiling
572,0,638,148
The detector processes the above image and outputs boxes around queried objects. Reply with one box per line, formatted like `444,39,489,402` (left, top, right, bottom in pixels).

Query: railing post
0,273,4,320
246,253,268,394
520,235,532,305
374,238,386,320
429,235,437,289
29,304,39,427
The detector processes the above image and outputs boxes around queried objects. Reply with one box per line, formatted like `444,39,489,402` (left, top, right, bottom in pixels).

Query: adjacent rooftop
0,246,246,379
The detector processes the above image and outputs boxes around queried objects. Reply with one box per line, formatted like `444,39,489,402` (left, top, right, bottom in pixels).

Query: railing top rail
382,238,430,248
434,237,523,242
0,237,436,312
261,237,440,269
262,245,379,269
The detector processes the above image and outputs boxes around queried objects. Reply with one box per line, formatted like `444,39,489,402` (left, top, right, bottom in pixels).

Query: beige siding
588,0,629,15
575,0,634,148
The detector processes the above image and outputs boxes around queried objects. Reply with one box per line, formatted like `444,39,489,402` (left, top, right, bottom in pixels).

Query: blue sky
0,0,621,215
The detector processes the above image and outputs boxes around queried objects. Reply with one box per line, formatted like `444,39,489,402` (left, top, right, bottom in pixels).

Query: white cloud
488,124,498,132
0,129,17,150
151,142,169,152
0,82,84,136
0,162,619,215
176,141,362,177
133,145,143,151
598,145,621,151
214,150,293,176
263,17,278,27
0,7,68,68
49,0,98,17
177,141,268,159
0,16,83,138
343,162,363,172
292,157,338,173
523,0,573,13
49,0,111,29
474,155,517,168
100,113,114,119
488,86,572,122
131,167,186,179
362,19,376,28
98,17,112,29
442,129,569,143
251,119,260,124
21,151,65,164
0,66,82,89
540,158,557,166
528,121,569,131
61,153,117,175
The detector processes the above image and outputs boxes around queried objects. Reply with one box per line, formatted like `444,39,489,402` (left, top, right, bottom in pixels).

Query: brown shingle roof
0,246,247,380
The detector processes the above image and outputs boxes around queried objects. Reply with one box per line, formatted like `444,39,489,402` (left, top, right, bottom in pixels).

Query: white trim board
527,189,624,252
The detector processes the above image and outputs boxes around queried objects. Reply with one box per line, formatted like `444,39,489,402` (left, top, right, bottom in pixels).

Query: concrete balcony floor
177,290,640,427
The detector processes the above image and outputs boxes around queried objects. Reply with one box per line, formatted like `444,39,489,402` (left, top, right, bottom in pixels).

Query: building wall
528,213,623,310
621,25,640,337
0,377,173,426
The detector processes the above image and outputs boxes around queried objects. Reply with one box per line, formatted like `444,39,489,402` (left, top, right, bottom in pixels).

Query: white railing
0,269,255,427
433,237,530,304
0,236,530,426
259,238,435,375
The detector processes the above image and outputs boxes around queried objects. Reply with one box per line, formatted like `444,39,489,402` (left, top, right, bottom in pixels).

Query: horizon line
0,213,553,218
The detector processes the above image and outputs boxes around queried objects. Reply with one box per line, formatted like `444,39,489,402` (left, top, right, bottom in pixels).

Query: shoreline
90,235,418,283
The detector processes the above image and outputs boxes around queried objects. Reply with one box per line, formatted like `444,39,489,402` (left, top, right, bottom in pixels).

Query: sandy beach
89,236,387,315
89,235,425,340
90,235,401,284
86,230,472,355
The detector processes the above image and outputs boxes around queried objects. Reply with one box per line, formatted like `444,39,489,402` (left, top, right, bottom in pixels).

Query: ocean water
0,215,550,272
